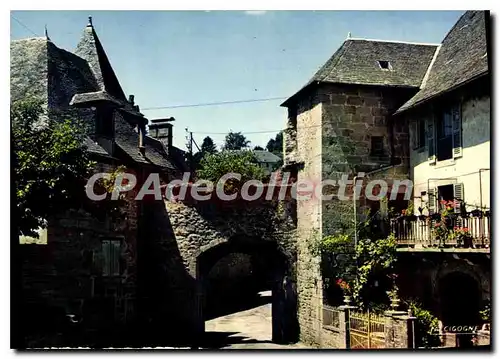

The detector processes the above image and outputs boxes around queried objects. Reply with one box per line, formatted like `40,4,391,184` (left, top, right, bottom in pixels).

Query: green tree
192,136,218,169
254,145,264,151
266,131,283,155
12,99,94,237
200,136,218,154
197,151,265,193
223,131,250,150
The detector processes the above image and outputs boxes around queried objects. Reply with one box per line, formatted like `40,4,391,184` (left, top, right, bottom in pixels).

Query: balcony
390,211,491,252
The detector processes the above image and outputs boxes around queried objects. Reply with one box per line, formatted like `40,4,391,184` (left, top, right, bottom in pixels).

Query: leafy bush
196,150,265,193
407,301,440,348
480,301,490,322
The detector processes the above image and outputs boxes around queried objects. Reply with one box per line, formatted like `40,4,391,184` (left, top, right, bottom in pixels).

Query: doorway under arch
438,271,481,347
195,240,298,346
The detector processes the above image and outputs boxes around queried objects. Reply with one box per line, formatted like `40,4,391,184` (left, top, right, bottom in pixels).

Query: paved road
203,291,313,349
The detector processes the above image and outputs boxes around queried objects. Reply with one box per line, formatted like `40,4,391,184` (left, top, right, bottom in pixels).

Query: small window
378,60,392,70
102,239,121,277
370,136,385,156
413,119,426,150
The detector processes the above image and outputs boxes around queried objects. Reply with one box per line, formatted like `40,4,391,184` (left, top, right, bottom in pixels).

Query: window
428,103,462,162
370,136,385,156
429,183,464,214
412,119,426,150
438,184,454,209
102,239,121,276
95,108,114,138
437,110,453,161
378,60,393,70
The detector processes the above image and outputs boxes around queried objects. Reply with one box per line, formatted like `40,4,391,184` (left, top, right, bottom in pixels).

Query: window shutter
426,116,436,163
452,104,463,159
411,120,417,150
428,188,437,215
453,183,464,214
102,239,121,276
111,240,121,276
102,240,110,276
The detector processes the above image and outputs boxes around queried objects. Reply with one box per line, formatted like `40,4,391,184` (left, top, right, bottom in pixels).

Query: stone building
11,17,187,347
12,17,298,348
281,10,490,347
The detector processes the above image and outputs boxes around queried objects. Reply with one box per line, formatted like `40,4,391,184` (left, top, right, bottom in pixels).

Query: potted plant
337,279,351,305
450,227,474,248
432,221,450,247
387,273,400,310
401,201,417,220
387,287,400,311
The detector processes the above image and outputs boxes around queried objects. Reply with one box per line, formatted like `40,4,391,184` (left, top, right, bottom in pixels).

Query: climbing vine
312,212,398,308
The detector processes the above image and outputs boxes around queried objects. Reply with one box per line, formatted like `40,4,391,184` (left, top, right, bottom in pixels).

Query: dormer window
378,60,392,71
95,107,114,139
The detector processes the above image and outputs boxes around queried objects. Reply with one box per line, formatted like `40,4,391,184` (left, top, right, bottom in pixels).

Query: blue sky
11,10,464,151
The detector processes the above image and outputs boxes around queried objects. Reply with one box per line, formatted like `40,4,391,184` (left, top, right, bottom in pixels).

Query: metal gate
349,309,386,349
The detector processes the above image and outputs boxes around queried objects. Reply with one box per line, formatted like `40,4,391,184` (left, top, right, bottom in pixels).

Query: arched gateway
195,239,299,345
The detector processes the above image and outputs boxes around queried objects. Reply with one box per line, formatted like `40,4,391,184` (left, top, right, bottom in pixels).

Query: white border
3,3,499,358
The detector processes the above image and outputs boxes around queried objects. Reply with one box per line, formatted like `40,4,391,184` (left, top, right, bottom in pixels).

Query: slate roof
84,137,109,156
75,20,127,102
70,90,124,107
253,150,281,163
397,11,489,113
114,110,176,170
282,38,438,107
10,20,182,173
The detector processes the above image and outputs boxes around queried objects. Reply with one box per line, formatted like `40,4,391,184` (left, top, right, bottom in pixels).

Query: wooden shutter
453,183,464,214
452,103,463,159
428,188,437,215
102,240,110,276
102,239,121,276
411,120,416,150
426,116,436,163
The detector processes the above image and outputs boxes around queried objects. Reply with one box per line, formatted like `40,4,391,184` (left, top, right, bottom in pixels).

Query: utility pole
185,128,193,174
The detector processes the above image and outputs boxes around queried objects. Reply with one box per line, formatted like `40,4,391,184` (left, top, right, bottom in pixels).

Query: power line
11,15,39,37
192,129,284,135
141,96,288,111
191,123,324,135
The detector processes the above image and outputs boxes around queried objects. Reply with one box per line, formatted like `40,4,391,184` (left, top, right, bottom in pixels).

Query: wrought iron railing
390,212,491,249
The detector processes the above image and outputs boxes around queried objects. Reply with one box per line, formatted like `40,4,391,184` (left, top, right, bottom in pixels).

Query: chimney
149,117,175,154
129,95,135,106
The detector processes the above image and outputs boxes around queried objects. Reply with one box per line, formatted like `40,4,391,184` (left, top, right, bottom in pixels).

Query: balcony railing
390,212,491,250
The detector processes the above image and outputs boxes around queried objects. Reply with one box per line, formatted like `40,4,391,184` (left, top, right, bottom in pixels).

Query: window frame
412,118,426,151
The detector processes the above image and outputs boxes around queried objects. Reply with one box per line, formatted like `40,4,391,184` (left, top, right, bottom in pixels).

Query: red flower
336,279,350,291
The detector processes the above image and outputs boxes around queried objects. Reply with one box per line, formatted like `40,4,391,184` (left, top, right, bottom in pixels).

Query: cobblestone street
203,291,312,349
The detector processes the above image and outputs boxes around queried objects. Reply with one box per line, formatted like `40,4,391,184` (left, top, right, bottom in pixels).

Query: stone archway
195,239,298,345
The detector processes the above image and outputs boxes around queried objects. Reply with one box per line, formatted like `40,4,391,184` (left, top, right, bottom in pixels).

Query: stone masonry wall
138,197,297,344
320,83,413,236
292,93,324,346
282,83,416,346
20,161,140,348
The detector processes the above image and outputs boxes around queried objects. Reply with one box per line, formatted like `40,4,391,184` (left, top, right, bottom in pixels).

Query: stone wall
138,197,297,344
291,93,324,345
282,82,416,346
19,161,140,348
